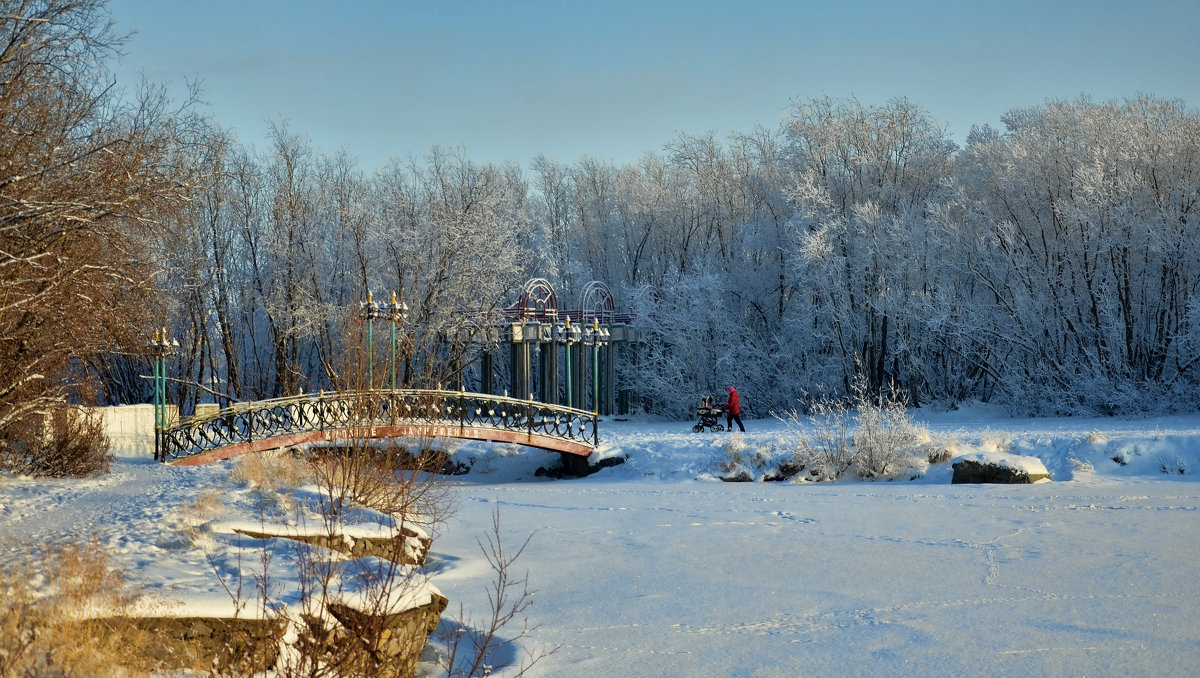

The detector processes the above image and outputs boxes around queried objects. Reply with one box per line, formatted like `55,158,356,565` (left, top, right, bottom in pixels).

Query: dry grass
0,539,148,677
230,449,312,491
179,489,226,545
228,450,314,515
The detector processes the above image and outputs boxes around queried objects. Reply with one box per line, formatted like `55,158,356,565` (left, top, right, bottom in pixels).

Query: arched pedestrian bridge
160,389,598,468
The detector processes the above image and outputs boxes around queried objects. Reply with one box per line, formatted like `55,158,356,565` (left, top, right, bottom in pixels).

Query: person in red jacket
724,386,745,432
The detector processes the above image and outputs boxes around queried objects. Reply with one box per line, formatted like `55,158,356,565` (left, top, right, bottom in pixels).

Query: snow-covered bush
1159,455,1188,475
778,398,854,482
1068,457,1095,475
750,446,775,470
713,436,777,478
716,435,748,474
850,387,936,479
779,379,937,481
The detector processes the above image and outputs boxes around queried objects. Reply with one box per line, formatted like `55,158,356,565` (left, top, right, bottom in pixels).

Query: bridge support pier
480,352,494,395
539,339,559,405
510,341,530,400
559,452,591,476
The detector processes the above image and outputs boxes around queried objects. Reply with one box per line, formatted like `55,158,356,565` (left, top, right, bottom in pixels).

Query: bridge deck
160,390,598,466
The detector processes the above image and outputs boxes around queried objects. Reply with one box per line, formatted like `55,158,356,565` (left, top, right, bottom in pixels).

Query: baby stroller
692,395,725,432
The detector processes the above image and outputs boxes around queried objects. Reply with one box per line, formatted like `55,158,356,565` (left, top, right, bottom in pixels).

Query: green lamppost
385,292,408,391
556,316,581,408
148,327,178,461
360,293,381,389
583,317,610,414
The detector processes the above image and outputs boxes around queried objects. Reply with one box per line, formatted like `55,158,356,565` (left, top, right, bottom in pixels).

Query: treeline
4,2,1200,441
141,94,1200,418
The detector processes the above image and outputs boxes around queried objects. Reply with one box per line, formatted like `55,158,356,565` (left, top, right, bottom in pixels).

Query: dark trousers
726,411,745,432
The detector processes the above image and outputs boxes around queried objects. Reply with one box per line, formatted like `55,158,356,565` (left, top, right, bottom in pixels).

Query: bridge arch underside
167,424,593,467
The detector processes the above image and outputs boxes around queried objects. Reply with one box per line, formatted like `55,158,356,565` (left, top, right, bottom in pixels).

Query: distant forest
3,1,1199,430
139,93,1200,418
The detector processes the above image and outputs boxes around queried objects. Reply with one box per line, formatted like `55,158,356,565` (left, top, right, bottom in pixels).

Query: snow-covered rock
951,452,1052,484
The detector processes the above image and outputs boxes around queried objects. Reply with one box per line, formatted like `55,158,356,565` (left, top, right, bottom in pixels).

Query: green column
565,337,573,408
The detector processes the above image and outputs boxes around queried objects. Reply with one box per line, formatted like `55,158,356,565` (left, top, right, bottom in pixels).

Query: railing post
527,395,534,434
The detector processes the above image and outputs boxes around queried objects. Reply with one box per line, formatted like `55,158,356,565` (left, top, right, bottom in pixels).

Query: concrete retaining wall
92,404,217,458
94,404,160,459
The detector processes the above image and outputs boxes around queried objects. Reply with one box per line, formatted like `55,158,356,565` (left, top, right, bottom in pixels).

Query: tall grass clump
0,539,143,677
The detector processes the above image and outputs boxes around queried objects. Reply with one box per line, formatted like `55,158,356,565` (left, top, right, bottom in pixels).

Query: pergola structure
443,279,639,415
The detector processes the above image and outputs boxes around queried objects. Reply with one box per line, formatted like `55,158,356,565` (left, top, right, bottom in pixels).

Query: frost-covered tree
953,96,1200,413
783,96,957,401
141,82,1200,418
374,147,531,387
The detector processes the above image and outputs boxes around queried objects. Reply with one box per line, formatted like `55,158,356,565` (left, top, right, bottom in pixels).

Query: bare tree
0,0,208,465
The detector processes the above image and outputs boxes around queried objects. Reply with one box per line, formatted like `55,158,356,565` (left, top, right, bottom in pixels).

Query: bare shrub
269,543,444,678
0,406,112,477
308,438,454,530
438,508,556,677
187,443,458,676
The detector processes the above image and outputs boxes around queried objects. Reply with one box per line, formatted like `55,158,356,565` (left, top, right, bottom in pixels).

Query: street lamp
147,327,178,461
555,316,582,408
385,292,408,391
359,292,381,389
583,317,610,413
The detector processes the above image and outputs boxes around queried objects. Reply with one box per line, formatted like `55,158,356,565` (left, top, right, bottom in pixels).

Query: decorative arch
445,277,638,415
517,278,559,321
579,280,615,323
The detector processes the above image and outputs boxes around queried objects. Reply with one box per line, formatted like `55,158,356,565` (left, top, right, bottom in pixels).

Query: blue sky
108,0,1199,171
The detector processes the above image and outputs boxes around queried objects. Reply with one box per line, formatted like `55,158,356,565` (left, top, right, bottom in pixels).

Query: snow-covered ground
4,407,1200,676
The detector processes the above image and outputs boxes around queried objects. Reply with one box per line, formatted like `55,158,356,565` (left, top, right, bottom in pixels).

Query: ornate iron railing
159,389,599,464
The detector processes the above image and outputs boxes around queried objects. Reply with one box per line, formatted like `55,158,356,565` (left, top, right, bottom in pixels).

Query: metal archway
444,278,640,415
